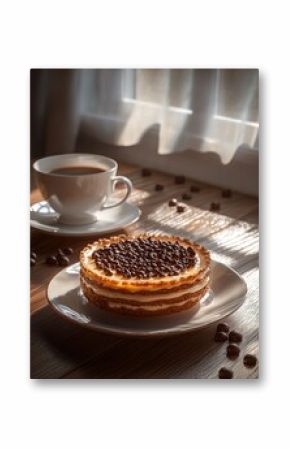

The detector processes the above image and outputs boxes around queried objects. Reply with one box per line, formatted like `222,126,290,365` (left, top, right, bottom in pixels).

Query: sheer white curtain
31,69,259,164
79,69,258,164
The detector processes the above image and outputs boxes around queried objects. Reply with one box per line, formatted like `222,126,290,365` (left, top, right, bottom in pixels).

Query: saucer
30,200,141,237
47,261,247,337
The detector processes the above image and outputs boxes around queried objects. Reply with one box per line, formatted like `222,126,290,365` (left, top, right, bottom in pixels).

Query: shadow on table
31,306,259,381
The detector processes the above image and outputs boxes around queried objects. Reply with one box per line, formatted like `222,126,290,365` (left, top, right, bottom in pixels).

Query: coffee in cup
33,154,132,225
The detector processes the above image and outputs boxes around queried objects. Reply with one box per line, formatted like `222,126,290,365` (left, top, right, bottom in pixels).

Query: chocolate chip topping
92,237,197,279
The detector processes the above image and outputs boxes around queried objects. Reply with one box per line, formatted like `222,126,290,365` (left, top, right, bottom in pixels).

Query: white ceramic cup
33,153,132,225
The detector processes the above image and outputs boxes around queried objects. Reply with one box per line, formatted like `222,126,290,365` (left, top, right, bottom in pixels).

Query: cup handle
102,175,132,210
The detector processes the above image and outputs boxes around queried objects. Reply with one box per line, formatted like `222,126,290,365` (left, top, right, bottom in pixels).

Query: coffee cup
32,153,132,225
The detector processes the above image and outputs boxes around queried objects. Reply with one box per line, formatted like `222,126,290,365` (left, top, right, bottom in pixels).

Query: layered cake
80,234,210,316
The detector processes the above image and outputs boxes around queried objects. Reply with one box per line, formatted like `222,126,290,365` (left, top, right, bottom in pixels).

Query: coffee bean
210,202,220,212
176,205,186,213
190,185,200,193
46,255,58,266
182,193,192,200
216,322,230,333
57,254,70,266
226,344,240,359
57,248,65,256
31,251,37,259
215,331,228,342
229,331,242,343
168,198,178,207
221,189,232,198
218,367,233,379
30,258,36,267
141,168,152,177
155,184,164,191
175,175,186,184
62,247,74,255
243,354,257,368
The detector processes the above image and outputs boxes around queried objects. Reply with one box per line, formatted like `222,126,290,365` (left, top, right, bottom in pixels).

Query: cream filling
106,298,193,311
81,275,209,303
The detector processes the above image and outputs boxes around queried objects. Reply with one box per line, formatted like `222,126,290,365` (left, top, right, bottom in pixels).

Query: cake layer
81,274,210,305
81,279,208,316
80,266,210,295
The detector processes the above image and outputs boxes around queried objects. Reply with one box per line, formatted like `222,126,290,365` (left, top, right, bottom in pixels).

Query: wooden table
31,162,259,379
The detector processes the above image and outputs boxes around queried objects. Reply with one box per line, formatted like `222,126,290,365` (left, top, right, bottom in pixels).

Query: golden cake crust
80,233,210,293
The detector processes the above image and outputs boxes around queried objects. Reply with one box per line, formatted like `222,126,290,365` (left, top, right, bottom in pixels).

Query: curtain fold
31,69,259,164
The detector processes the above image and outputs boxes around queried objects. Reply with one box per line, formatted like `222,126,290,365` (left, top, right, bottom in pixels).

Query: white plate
47,261,247,337
30,200,141,237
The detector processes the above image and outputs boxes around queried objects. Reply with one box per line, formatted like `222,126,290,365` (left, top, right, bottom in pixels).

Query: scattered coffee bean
141,168,152,177
227,344,240,359
31,251,37,259
176,205,186,213
155,184,164,191
182,193,192,201
175,175,186,184
46,255,58,266
229,331,243,343
168,198,178,207
218,367,233,379
217,322,230,333
210,202,220,212
62,247,74,255
30,258,36,267
190,185,200,193
243,354,257,368
221,189,232,198
57,254,70,266
215,331,228,342
57,248,65,256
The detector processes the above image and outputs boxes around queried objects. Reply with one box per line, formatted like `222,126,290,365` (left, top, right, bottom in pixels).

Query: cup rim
33,153,118,177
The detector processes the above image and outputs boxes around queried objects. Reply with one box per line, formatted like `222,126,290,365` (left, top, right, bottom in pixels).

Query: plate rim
30,201,141,237
46,260,248,338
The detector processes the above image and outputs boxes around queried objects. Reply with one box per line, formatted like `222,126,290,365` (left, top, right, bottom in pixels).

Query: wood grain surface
30,162,259,379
